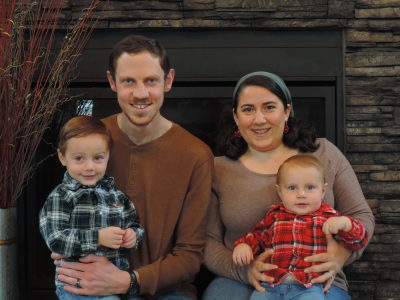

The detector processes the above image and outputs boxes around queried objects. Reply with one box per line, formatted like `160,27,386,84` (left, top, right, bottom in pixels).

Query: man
54,35,213,299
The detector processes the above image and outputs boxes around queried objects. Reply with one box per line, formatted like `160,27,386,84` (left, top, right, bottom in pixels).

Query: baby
233,154,368,300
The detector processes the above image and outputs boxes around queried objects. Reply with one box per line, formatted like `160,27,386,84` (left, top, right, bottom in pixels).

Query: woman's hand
247,249,277,292
56,254,131,296
304,234,351,292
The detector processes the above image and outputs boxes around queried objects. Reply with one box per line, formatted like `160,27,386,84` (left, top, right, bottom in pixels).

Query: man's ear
57,149,67,167
107,71,117,92
164,68,175,92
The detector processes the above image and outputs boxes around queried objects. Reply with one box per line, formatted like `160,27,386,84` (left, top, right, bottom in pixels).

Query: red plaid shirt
235,202,368,287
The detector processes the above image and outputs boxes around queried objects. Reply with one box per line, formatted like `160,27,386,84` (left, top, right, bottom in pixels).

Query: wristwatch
120,271,140,299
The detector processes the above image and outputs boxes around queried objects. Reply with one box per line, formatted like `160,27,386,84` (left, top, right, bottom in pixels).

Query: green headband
233,71,294,117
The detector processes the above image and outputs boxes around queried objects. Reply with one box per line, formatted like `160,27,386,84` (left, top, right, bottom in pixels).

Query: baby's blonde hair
277,154,325,185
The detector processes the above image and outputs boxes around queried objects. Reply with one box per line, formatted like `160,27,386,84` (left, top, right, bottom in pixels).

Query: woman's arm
204,191,277,287
204,191,248,282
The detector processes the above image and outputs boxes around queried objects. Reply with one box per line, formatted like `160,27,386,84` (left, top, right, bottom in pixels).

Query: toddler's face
276,165,327,215
58,134,110,186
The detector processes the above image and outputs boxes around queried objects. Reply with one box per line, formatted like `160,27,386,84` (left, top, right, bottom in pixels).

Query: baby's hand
323,216,352,235
98,226,124,249
120,228,137,249
232,243,253,266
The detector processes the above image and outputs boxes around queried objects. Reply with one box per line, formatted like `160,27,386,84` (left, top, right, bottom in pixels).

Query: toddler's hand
99,226,124,249
232,243,253,266
120,228,137,249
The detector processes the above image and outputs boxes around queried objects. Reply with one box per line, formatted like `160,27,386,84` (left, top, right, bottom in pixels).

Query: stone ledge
356,7,400,18
346,52,400,67
348,144,400,152
346,66,400,76
347,29,400,42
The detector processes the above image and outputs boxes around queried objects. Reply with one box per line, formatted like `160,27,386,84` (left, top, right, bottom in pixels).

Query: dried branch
0,0,104,208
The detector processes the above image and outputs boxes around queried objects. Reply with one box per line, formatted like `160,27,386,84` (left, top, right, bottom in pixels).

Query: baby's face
58,134,110,186
276,165,326,215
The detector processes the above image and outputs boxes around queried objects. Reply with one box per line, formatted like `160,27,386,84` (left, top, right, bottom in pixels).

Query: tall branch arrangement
0,0,103,208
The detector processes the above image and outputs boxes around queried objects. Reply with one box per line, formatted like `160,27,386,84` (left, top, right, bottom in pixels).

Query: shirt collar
275,202,337,216
62,172,115,191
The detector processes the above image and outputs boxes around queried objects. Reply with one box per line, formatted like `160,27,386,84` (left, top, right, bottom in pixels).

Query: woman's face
233,85,291,153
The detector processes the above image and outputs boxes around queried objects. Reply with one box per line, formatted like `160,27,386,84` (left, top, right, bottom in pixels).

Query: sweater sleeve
136,155,213,295
324,139,375,264
39,189,99,257
204,189,249,283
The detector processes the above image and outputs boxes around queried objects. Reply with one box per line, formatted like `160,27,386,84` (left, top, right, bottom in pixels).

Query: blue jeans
325,285,351,300
202,276,253,300
56,287,121,300
249,282,324,300
128,289,194,300
201,276,351,300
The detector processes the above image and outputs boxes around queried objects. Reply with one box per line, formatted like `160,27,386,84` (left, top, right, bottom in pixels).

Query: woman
203,71,375,300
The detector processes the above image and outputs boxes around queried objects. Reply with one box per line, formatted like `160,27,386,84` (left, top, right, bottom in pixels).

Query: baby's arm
322,216,352,234
232,243,254,266
98,227,124,249
323,215,369,251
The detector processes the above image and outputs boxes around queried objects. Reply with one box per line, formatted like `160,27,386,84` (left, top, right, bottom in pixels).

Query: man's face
107,51,174,127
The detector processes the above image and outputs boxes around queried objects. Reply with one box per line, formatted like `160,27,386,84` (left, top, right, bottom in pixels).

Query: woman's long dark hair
217,75,319,160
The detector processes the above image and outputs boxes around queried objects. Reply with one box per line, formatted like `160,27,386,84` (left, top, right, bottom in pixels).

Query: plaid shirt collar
62,172,115,192
272,202,338,216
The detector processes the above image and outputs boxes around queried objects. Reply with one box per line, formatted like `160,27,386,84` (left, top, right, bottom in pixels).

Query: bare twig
0,0,103,208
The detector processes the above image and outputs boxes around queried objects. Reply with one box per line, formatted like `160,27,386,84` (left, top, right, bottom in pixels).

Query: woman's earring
284,121,289,134
234,129,242,137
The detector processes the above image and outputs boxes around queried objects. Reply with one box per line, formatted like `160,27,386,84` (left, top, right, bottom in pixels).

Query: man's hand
51,252,65,266
98,226,124,249
121,228,137,248
56,255,131,296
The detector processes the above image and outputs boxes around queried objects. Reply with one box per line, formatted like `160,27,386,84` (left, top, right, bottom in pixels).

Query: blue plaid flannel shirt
39,172,144,287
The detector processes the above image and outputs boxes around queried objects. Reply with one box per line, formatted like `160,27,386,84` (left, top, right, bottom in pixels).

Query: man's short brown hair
108,35,170,79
